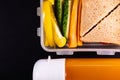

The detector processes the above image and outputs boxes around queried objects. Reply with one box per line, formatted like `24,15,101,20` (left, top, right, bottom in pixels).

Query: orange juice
33,58,120,80
66,58,120,80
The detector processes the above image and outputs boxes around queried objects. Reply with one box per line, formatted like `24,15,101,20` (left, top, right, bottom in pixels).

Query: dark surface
0,0,120,80
0,0,46,80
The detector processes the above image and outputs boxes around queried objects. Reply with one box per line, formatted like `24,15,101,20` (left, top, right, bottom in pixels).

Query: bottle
33,57,120,80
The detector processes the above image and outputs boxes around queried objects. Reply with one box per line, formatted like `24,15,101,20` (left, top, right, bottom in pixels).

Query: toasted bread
81,6,120,45
80,0,120,36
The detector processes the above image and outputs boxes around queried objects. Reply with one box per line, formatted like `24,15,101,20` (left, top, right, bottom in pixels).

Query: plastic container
33,1,120,80
33,58,120,80
37,0,120,55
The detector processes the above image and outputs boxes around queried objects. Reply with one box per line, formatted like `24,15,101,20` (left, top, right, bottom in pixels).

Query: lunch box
33,1,120,80
37,0,120,55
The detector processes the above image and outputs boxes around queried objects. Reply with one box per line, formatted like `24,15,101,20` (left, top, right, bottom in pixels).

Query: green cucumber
62,0,71,39
55,0,64,30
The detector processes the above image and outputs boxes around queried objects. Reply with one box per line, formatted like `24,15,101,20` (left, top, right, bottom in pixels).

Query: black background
0,0,120,80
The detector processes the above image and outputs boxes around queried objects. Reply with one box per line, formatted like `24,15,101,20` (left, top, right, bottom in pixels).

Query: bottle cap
33,57,65,80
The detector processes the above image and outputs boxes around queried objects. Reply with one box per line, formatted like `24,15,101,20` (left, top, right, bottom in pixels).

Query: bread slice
80,0,120,36
81,6,120,45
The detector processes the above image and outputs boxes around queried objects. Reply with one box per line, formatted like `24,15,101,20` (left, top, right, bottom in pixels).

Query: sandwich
80,0,120,45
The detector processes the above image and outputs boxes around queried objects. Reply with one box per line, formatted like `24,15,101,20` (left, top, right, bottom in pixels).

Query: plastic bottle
33,58,120,80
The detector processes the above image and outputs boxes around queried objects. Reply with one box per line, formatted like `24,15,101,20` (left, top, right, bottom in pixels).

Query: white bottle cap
33,57,65,80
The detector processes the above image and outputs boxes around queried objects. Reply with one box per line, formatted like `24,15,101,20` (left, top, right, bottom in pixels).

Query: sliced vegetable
77,0,83,46
55,0,64,30
48,0,54,5
43,1,55,47
68,0,79,48
62,0,72,39
44,32,49,46
50,3,66,48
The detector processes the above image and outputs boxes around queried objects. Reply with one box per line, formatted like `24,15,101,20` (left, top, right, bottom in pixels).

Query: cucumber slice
54,0,64,30
62,0,71,39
